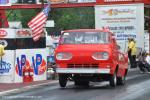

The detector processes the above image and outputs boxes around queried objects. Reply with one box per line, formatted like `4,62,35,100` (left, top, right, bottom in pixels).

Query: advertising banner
0,28,16,38
37,0,96,4
78,0,96,3
144,31,149,53
37,0,68,4
0,50,15,83
0,50,14,76
15,0,36,4
95,4,144,52
104,0,137,2
15,49,47,82
0,0,11,6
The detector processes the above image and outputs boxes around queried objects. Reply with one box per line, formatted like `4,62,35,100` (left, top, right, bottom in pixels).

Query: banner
0,0,11,6
95,4,144,52
0,50,14,75
15,49,47,82
36,0,96,4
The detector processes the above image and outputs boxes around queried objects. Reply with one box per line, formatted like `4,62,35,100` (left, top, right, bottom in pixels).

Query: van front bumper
56,68,110,74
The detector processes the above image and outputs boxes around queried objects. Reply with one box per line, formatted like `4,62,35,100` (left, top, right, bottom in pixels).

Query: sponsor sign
0,50,14,76
15,0,36,4
37,0,68,4
16,29,31,37
37,0,96,4
0,29,16,38
15,49,47,77
95,4,144,52
78,0,96,3
16,54,46,76
32,54,46,75
0,60,11,74
104,0,141,2
0,29,7,37
0,0,11,6
144,32,149,53
96,5,137,40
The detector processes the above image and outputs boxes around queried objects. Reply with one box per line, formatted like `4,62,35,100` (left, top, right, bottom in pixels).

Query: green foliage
7,9,40,28
144,8,150,30
6,7,95,35
20,9,40,28
48,7,95,35
6,10,22,21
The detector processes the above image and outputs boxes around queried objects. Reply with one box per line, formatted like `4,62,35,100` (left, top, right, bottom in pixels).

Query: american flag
28,3,51,41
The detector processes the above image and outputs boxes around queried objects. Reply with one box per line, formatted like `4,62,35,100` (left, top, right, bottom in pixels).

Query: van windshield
60,31,109,44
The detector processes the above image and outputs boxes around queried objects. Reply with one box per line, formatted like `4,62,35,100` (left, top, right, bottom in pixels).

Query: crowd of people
127,37,150,73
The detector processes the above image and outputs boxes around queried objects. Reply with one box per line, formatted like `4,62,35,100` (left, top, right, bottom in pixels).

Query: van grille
67,64,99,68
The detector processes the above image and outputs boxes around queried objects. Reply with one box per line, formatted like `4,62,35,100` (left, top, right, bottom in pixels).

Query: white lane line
0,89,19,96
22,80,58,89
128,68,139,72
119,79,150,100
0,72,147,96
0,80,58,96
126,73,146,80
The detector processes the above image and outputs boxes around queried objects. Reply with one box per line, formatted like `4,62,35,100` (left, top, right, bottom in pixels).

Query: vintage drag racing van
55,29,128,87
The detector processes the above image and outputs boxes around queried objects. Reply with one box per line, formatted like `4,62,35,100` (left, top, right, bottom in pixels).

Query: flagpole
28,0,51,41
44,28,48,37
41,0,44,8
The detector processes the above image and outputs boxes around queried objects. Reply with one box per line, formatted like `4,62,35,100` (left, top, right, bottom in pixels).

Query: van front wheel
109,72,117,87
59,74,67,88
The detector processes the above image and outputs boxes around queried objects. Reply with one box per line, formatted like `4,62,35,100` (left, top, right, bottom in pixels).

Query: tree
48,7,95,35
6,7,95,35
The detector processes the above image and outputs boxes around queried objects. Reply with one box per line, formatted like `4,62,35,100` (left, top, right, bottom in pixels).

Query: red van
55,29,128,87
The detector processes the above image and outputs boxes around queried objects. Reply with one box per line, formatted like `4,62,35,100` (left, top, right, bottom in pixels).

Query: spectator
137,51,150,73
144,53,150,72
127,38,137,68
131,38,137,68
137,51,146,73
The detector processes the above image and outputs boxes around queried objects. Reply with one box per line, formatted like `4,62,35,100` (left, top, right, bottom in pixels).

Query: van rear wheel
117,75,126,85
59,74,67,87
109,72,117,87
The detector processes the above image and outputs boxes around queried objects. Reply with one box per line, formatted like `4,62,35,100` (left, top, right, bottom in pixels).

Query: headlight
92,52,109,60
56,52,72,60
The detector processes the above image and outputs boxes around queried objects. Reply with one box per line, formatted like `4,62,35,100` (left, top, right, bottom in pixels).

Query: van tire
59,74,67,87
109,72,117,87
117,75,126,85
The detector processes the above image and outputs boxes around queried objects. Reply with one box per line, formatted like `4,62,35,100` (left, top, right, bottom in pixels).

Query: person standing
144,53,150,72
127,38,137,68
131,39,137,68
137,51,146,73
127,38,132,66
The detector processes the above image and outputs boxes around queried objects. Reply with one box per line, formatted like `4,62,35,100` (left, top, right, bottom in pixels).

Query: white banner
144,31,149,53
0,0,11,6
95,3,144,52
0,50,14,76
0,28,16,38
15,49,47,82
